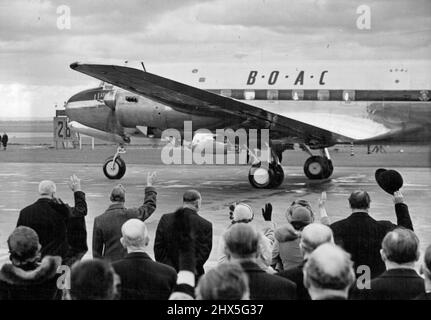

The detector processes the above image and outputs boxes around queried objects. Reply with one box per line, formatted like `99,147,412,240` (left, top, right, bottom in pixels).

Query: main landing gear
247,145,334,188
302,146,334,180
103,146,127,179
248,149,284,189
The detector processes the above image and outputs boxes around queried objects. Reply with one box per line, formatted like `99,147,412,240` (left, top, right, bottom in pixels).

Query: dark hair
425,245,431,271
382,228,420,264
224,223,259,257
70,259,116,300
183,190,201,203
197,263,249,300
7,226,40,263
348,190,371,210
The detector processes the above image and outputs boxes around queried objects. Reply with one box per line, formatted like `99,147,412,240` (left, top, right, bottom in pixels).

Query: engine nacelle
103,90,117,110
69,121,127,144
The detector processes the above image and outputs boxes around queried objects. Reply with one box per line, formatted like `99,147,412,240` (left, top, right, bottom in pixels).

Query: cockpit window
125,96,138,103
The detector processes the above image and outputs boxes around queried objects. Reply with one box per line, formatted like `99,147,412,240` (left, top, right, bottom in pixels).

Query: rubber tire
248,162,284,188
269,163,284,188
304,156,330,180
103,156,126,179
322,159,334,179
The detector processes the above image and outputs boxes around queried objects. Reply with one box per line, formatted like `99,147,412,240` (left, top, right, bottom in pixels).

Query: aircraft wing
70,63,394,146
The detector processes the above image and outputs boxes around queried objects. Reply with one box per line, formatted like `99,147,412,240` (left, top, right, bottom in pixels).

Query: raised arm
67,175,87,218
318,191,331,225
128,172,157,220
393,191,413,231
261,203,276,246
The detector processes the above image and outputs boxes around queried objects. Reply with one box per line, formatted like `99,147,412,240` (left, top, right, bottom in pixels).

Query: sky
0,0,430,119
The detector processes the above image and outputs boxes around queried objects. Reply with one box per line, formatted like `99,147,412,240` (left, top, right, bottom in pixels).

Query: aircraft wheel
303,156,332,180
270,163,285,188
103,156,126,179
248,162,284,188
323,159,334,179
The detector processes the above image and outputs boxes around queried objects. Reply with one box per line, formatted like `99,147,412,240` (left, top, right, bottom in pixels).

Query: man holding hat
330,186,413,278
93,171,157,262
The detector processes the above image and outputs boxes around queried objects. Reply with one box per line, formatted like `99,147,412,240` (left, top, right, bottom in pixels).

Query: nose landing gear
103,146,127,179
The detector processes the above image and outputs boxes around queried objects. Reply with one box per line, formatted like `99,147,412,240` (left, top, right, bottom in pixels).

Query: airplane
65,60,431,188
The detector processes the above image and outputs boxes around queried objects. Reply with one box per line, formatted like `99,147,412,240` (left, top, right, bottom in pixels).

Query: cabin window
231,90,244,99
267,90,278,100
292,90,304,100
279,90,291,100
342,90,355,102
220,89,232,97
317,90,329,101
255,90,267,100
244,90,255,100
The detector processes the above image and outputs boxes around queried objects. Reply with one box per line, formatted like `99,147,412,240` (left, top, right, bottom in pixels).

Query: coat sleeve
68,191,87,218
127,187,157,221
154,215,166,263
330,221,345,248
271,239,281,266
92,219,104,259
395,203,413,231
216,234,227,265
195,222,213,269
261,221,276,247
16,211,25,227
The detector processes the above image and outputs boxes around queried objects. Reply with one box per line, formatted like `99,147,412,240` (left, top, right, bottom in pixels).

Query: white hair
38,180,56,196
121,219,148,250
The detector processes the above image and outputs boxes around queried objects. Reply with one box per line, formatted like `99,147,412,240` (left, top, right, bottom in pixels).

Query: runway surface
0,156,430,268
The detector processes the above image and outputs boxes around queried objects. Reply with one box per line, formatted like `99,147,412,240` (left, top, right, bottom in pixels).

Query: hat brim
375,168,403,195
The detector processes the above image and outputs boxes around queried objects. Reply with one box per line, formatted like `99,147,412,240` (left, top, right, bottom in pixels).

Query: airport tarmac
0,146,430,268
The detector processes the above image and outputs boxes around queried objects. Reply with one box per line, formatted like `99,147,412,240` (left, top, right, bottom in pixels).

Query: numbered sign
53,117,73,142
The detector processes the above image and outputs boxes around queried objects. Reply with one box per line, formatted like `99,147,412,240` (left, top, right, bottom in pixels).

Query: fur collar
0,256,62,285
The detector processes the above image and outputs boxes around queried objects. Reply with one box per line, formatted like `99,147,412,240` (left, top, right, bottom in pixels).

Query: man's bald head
300,223,334,256
348,190,371,210
121,219,149,251
38,180,56,197
304,243,355,291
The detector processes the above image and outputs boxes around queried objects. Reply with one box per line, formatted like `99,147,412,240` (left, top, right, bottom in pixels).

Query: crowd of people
0,169,430,301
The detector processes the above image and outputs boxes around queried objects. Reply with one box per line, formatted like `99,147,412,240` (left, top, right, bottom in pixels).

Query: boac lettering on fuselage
246,70,328,86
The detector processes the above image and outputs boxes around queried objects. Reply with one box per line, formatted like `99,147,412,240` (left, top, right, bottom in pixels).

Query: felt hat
290,206,313,224
232,203,253,222
375,168,403,195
